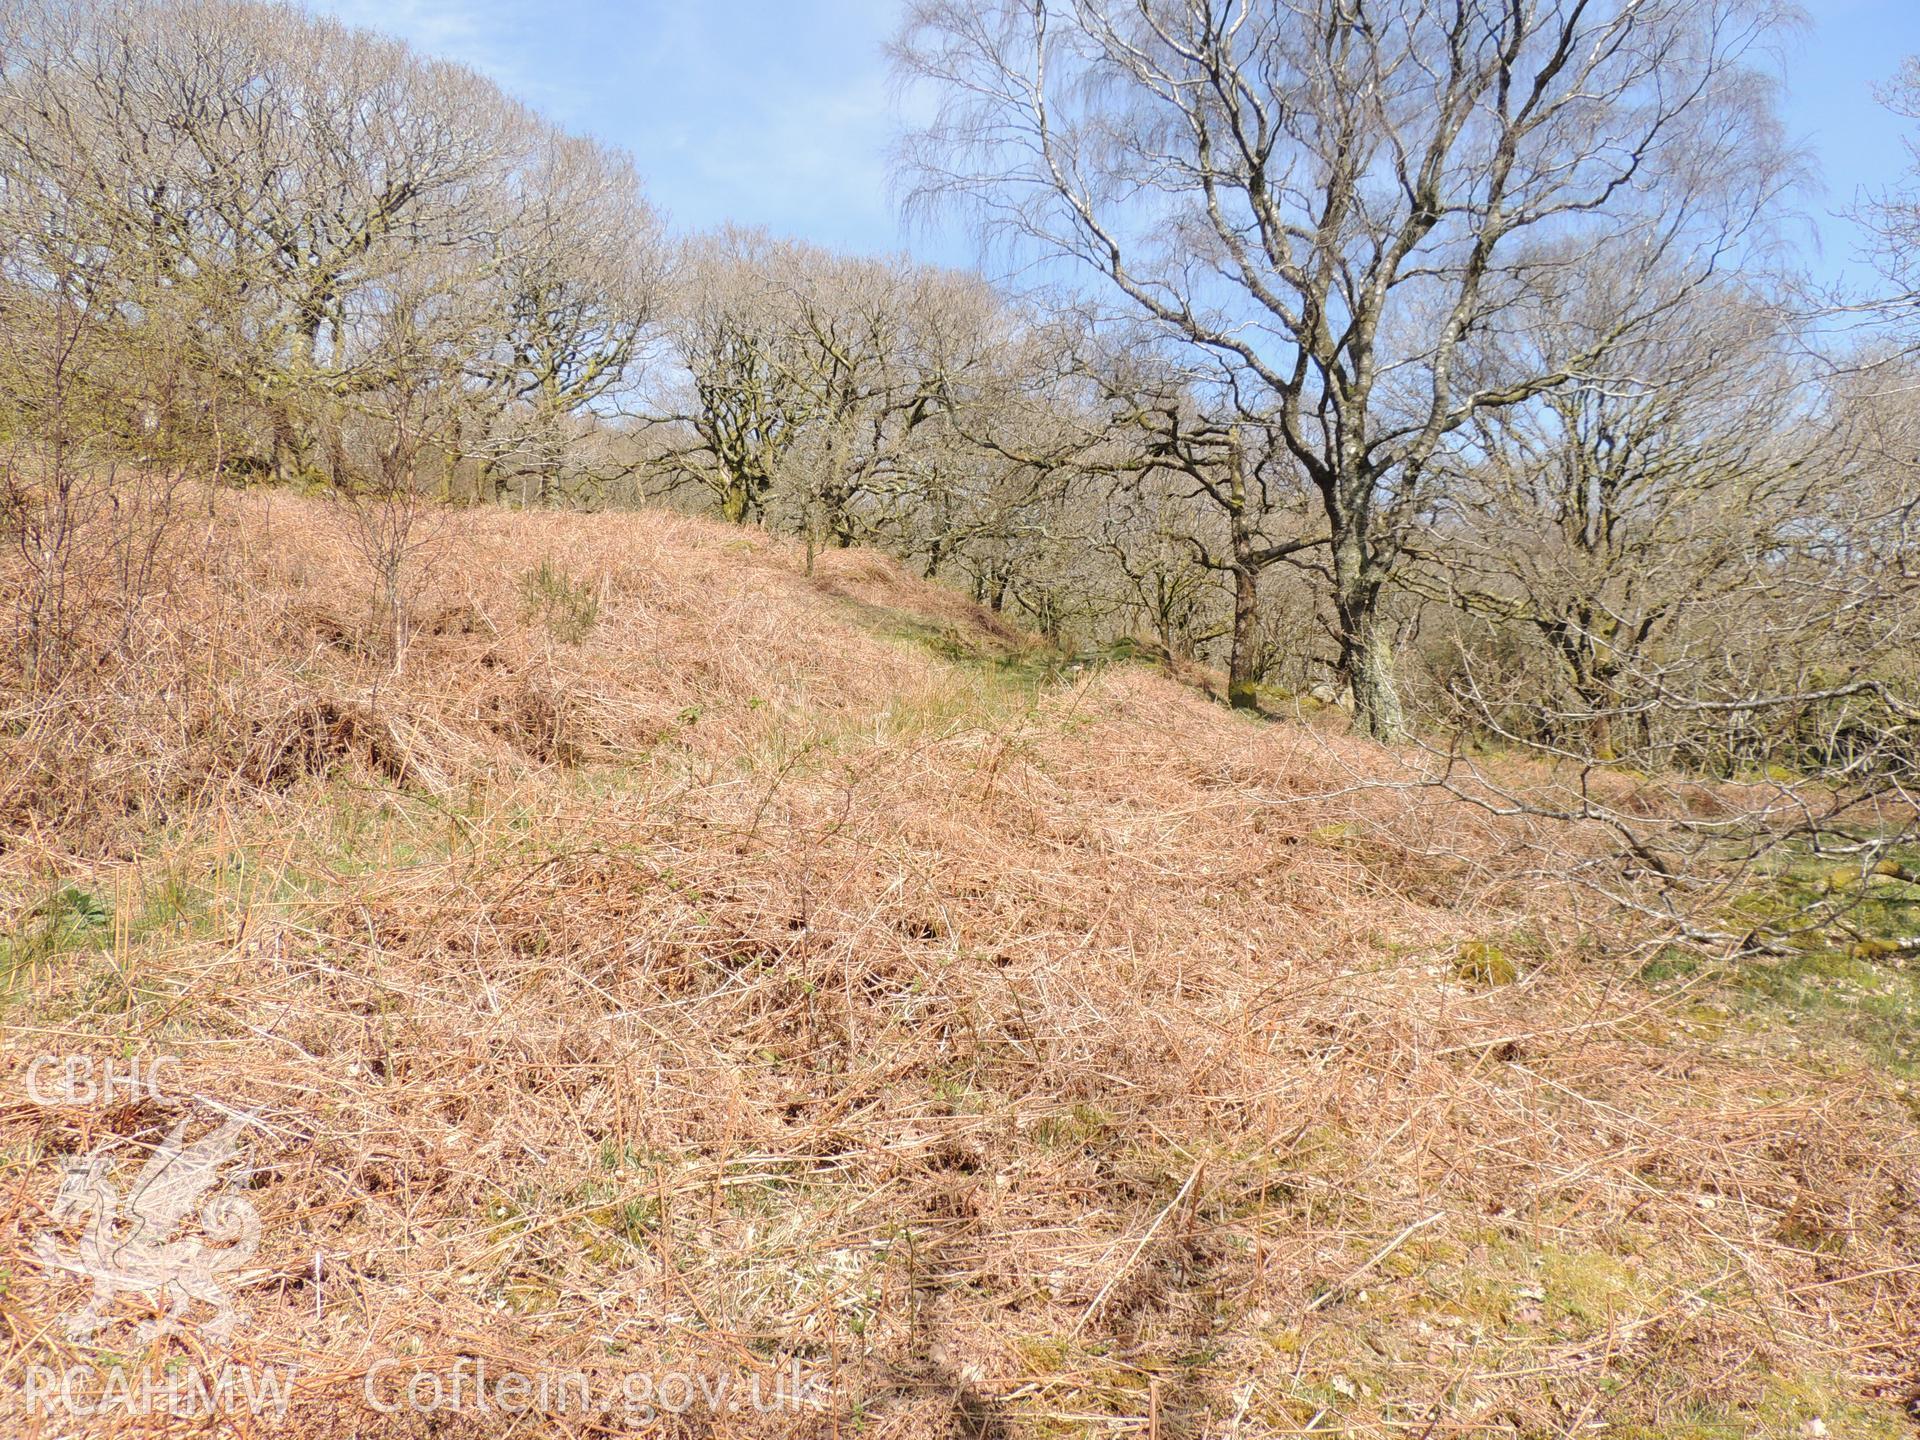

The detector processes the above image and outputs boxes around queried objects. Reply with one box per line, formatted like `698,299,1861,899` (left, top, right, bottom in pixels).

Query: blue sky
313,0,940,257
313,0,1919,289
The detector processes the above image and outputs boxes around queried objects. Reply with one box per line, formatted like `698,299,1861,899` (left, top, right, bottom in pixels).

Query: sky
312,0,1920,292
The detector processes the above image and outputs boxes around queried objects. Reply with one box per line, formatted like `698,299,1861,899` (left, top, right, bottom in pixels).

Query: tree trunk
1227,562,1259,709
1225,435,1262,709
1153,582,1183,666
270,408,311,486
824,482,856,547
1342,616,1406,742
1331,523,1406,743
1543,623,1623,760
984,569,1008,613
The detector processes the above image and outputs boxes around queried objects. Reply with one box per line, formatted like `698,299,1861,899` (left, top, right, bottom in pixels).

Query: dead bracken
1,492,1915,1438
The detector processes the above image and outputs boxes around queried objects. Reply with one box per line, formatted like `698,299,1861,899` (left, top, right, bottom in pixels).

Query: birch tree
893,0,1794,738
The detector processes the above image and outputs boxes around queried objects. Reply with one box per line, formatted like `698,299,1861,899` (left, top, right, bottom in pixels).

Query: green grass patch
1644,842,1920,1077
835,591,1175,700
1645,944,1919,1077
1,884,113,1012
878,611,1070,692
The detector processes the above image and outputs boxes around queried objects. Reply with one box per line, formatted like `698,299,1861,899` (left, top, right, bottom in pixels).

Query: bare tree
653,232,1053,569
0,255,185,686
1394,294,1919,947
471,128,666,505
0,0,539,484
650,229,817,525
894,0,1795,738
770,258,1008,559
330,252,481,669
1084,347,1324,704
1853,56,1920,340
0,0,673,663
1423,274,1820,760
1096,471,1225,666
0,0,216,685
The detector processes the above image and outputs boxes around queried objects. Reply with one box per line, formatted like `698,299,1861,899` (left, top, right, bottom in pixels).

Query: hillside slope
2,494,1916,1438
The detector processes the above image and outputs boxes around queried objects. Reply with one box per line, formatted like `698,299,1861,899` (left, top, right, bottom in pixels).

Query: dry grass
0,490,1915,1438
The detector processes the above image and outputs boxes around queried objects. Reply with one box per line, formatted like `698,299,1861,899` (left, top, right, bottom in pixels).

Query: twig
1305,1211,1446,1314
